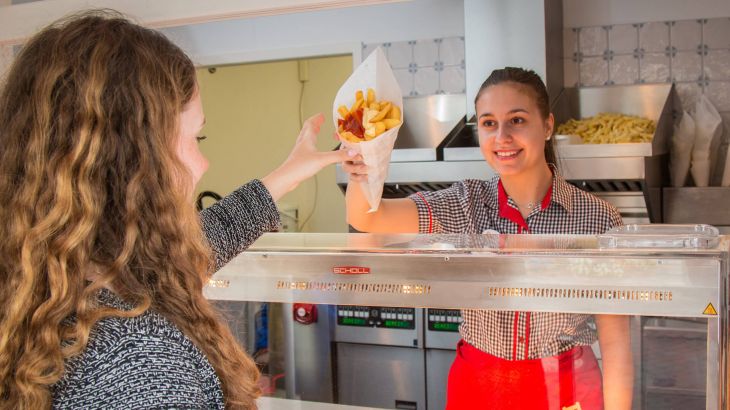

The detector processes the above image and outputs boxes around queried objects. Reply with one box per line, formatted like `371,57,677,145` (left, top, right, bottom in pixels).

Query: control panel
427,308,462,332
337,306,416,329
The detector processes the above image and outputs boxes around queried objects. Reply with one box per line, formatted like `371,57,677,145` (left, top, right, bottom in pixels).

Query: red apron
446,340,604,410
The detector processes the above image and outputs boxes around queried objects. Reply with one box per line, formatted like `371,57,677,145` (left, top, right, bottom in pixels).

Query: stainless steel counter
207,228,729,410
259,397,385,409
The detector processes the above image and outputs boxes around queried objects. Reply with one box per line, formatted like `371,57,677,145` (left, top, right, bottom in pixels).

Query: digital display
432,322,460,332
340,317,367,326
337,306,416,329
384,320,412,329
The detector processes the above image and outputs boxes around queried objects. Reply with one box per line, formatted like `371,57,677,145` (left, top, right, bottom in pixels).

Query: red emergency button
293,303,317,325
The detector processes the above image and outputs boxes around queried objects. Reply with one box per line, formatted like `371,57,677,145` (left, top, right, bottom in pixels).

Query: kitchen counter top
258,397,385,410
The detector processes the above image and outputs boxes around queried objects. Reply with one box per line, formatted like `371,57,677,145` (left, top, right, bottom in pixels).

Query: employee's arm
342,157,419,233
595,314,633,410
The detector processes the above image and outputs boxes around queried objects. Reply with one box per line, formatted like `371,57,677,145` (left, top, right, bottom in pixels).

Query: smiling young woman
342,67,634,409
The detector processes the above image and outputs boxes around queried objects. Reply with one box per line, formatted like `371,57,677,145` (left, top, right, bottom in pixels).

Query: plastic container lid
598,224,719,249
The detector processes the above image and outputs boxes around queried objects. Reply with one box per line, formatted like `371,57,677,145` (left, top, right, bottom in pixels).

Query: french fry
337,105,349,119
383,119,401,130
337,88,401,143
371,102,391,122
387,105,401,120
556,112,655,144
340,131,360,143
350,98,364,113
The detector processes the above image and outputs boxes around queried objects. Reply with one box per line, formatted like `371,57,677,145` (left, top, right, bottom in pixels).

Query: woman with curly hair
0,11,352,409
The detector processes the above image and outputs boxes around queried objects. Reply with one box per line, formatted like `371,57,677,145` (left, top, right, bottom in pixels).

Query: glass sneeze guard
206,231,728,410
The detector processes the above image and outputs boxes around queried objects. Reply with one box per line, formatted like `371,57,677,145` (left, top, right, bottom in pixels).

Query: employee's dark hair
475,67,557,166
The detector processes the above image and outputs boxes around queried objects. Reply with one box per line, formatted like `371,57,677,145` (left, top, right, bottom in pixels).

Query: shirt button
518,336,526,344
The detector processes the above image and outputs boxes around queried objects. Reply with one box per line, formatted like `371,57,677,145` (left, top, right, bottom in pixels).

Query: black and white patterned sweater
51,180,281,409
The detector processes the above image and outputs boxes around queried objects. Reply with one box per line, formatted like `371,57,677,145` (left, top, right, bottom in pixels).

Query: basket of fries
333,47,403,212
556,112,656,144
550,84,675,159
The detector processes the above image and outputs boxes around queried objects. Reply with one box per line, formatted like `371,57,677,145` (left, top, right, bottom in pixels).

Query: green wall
195,55,352,232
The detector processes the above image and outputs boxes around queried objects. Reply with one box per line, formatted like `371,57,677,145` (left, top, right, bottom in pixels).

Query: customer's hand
262,113,355,201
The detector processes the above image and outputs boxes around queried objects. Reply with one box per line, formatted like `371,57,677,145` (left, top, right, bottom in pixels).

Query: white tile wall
706,81,730,112
639,22,669,53
670,20,702,51
609,54,639,85
392,68,415,97
671,51,702,82
567,15,730,182
440,65,466,94
579,26,607,56
704,49,730,81
364,35,465,97
580,56,608,86
641,53,670,83
608,24,638,55
440,37,465,66
414,66,439,95
413,39,439,67
386,41,413,69
704,18,730,49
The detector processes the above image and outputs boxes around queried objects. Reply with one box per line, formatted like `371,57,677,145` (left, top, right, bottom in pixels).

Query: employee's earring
546,134,552,141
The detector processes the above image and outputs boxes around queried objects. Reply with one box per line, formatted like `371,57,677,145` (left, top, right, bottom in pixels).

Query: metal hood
334,0,675,223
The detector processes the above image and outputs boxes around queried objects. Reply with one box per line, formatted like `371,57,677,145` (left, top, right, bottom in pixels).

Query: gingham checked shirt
409,172,623,360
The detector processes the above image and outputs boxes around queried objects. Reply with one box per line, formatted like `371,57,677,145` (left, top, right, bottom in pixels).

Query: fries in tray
556,112,656,144
337,88,401,143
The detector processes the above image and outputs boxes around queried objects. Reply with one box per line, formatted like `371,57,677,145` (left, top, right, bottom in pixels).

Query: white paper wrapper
692,95,722,187
332,48,403,212
670,110,695,187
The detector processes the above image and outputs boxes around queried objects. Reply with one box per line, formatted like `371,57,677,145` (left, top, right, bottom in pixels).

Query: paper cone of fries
333,47,403,212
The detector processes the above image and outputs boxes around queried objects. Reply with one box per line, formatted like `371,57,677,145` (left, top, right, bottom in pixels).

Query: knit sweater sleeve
199,179,281,271
52,318,225,409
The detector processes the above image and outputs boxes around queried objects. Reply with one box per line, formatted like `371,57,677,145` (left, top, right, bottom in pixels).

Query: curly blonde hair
0,11,259,409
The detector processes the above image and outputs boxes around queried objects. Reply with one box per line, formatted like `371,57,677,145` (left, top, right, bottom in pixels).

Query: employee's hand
340,149,366,182
262,113,355,201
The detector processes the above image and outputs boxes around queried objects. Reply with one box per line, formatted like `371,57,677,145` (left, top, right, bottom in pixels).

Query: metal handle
395,400,418,410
